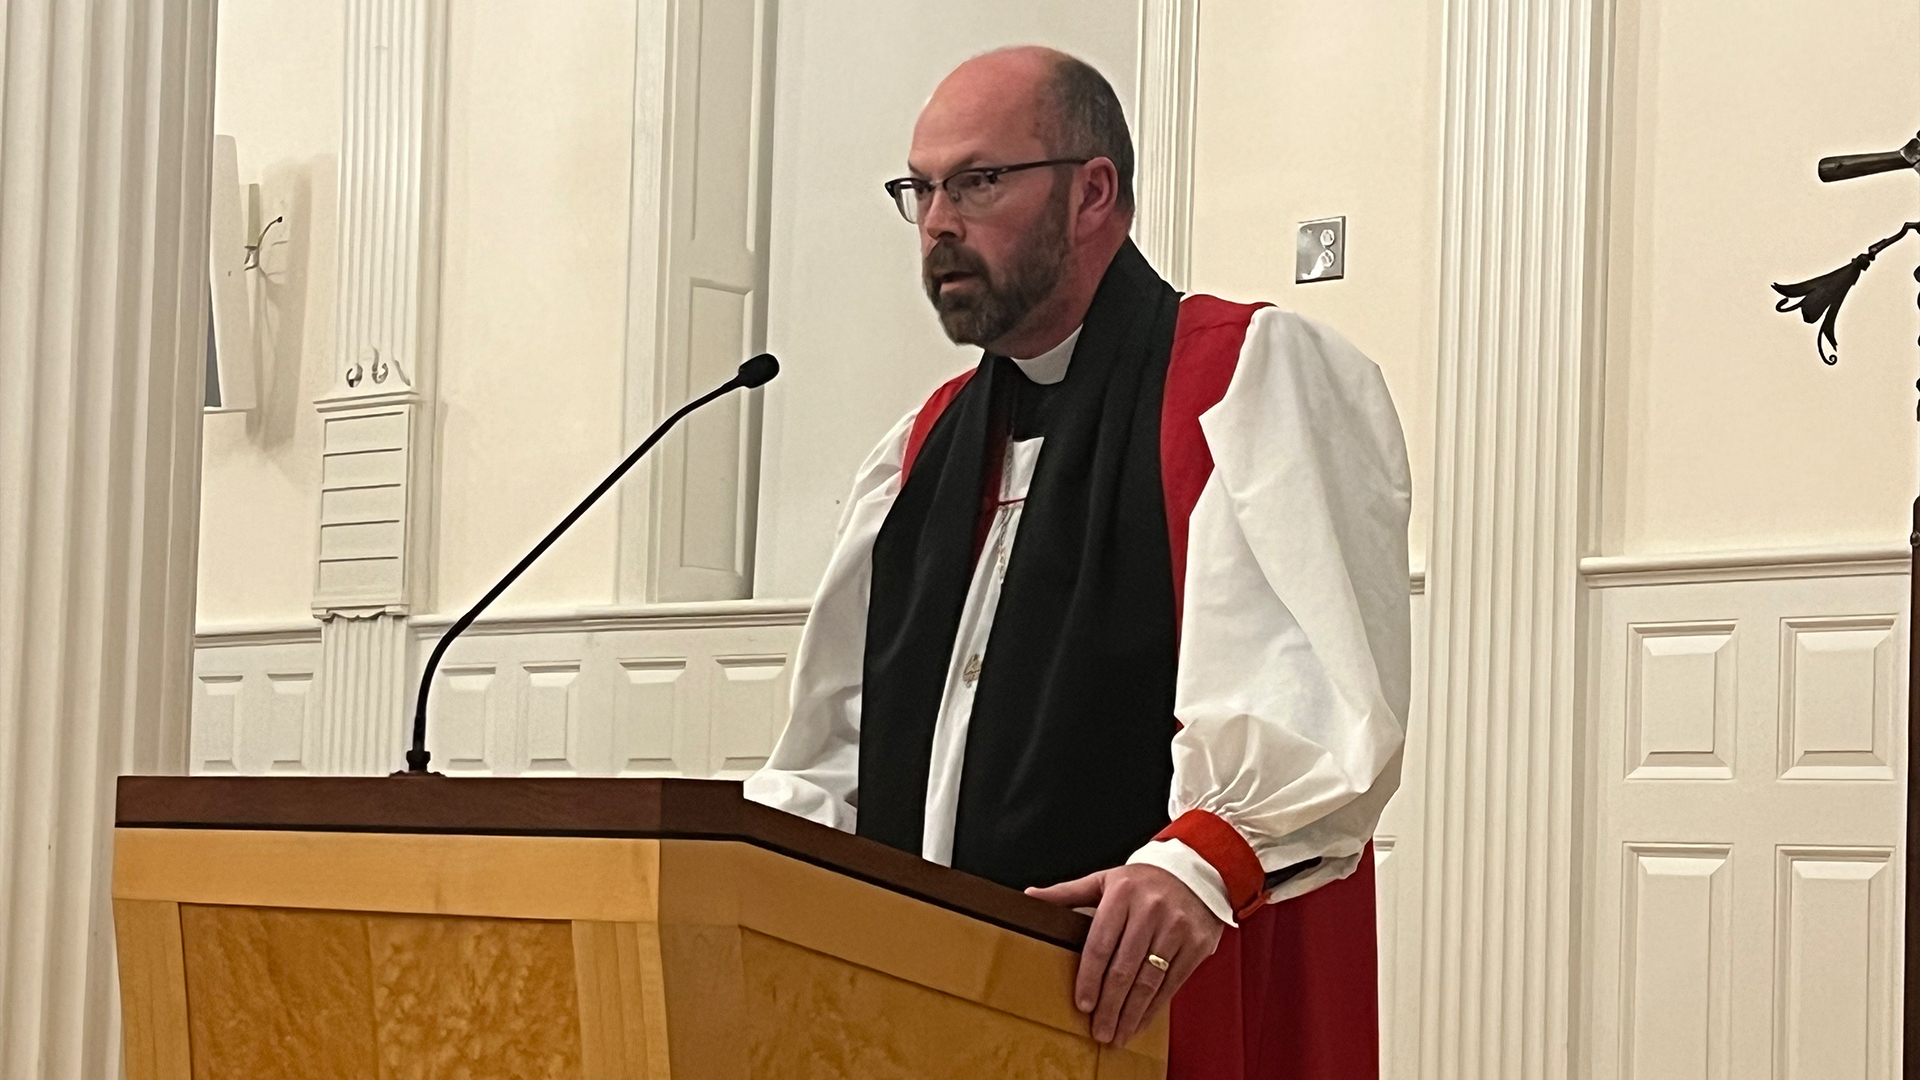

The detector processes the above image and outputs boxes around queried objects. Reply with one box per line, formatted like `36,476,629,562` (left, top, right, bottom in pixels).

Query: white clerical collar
1008,326,1081,386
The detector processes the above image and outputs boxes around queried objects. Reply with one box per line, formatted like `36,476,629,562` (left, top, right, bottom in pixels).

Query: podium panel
113,778,1167,1080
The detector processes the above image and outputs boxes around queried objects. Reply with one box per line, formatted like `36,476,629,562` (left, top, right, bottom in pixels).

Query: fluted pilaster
0,0,216,1073
317,611,410,774
331,0,448,400
1415,1,1603,1077
312,0,449,765
1132,0,1200,290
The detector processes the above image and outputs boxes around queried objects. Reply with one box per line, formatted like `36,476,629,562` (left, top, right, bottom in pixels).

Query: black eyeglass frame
883,158,1092,223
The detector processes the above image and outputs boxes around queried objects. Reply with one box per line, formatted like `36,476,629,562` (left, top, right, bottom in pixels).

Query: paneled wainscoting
192,627,324,775
190,602,806,779
1581,545,1908,1080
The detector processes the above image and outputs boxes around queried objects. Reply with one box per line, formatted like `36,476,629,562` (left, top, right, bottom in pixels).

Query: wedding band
1145,953,1170,973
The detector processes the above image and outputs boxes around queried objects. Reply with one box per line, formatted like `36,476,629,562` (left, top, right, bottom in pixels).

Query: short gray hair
1043,55,1134,213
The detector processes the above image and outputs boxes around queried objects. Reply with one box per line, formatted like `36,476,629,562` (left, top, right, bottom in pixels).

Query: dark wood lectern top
116,775,1090,951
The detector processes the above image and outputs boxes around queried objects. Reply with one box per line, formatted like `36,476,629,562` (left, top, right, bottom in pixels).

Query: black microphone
1819,132,1920,183
399,353,781,774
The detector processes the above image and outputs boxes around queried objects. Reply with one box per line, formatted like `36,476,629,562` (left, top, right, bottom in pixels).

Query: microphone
1818,132,1920,183
399,353,781,774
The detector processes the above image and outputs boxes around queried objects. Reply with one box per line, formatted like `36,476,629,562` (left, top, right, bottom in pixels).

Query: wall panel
1619,846,1732,1080
1774,849,1896,1080
191,635,325,776
412,615,802,779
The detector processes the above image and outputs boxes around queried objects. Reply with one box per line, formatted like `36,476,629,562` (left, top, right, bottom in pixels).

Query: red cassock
903,295,1381,1080
1169,855,1379,1079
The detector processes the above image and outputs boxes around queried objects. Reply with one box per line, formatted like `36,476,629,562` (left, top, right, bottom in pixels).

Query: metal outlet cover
1296,216,1346,283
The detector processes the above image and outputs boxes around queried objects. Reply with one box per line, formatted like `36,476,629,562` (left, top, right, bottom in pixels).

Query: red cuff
1155,809,1267,920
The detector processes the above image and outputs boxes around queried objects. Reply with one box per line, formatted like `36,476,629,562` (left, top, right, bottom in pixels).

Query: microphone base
394,747,438,776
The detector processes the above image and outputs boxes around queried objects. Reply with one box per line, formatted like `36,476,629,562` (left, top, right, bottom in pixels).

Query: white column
1413,1,1603,1078
0,0,216,1074
311,0,449,773
1132,0,1199,290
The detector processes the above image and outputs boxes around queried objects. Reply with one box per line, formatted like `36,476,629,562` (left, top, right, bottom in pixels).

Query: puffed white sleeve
741,408,916,832
1126,307,1412,926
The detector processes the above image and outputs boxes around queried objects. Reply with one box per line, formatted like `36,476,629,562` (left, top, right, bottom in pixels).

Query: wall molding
616,0,677,604
197,622,326,649
408,599,811,638
1133,0,1201,289
1580,542,1911,588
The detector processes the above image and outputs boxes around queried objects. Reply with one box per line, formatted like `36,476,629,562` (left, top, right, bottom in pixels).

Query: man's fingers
1025,870,1106,909
1110,926,1180,1046
1090,903,1160,1042
1073,887,1129,1013
1115,940,1206,1045
1107,939,1171,1045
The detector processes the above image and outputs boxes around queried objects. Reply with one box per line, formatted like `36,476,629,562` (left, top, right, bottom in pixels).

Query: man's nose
921,188,964,243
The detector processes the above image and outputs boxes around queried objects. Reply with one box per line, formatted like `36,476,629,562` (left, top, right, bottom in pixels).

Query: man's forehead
908,66,1050,176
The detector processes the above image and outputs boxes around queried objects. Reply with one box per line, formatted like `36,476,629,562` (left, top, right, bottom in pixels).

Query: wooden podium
112,776,1166,1080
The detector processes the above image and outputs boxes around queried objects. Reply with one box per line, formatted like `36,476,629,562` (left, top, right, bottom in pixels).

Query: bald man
746,47,1410,1079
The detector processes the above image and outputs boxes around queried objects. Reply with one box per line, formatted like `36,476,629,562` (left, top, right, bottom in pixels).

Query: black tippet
857,240,1185,890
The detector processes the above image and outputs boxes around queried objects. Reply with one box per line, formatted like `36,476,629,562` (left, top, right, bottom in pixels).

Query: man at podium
746,46,1411,1080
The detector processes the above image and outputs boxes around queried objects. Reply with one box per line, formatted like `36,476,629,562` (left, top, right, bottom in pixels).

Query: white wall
752,0,1140,601
198,0,344,625
1600,0,1920,556
1186,0,1443,568
435,1,641,612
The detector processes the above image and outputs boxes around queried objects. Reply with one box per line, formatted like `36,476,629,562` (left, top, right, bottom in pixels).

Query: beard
922,186,1071,348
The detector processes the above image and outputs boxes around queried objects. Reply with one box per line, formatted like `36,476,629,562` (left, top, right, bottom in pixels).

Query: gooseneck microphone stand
1772,130,1920,1078
399,353,780,775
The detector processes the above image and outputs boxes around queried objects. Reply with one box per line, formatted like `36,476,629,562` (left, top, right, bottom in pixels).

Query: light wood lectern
112,777,1166,1080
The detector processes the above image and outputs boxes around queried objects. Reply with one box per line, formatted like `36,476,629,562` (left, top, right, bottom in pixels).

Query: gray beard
924,196,1071,348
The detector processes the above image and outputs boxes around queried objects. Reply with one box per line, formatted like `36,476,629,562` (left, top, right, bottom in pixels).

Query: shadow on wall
243,153,335,449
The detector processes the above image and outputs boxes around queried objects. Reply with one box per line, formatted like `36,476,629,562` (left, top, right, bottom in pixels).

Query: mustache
922,241,990,287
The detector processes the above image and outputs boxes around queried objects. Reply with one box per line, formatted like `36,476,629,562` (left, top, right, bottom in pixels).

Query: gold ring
1145,953,1170,973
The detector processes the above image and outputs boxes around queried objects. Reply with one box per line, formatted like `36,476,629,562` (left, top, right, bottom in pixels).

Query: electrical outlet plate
1296,216,1346,283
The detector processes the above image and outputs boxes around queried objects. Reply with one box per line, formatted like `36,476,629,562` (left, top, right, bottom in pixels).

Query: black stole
858,241,1184,889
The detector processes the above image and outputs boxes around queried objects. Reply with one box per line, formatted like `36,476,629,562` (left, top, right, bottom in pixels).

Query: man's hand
1026,864,1225,1046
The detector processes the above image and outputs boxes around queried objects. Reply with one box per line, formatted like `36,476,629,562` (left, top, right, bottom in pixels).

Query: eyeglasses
883,159,1090,224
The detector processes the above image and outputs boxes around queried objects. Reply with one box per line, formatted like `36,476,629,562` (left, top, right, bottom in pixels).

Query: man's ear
1075,157,1123,228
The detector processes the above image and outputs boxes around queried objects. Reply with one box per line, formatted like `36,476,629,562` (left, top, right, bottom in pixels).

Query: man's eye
951,172,991,195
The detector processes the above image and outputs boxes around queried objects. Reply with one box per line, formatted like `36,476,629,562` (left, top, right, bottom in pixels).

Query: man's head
901,47,1135,355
